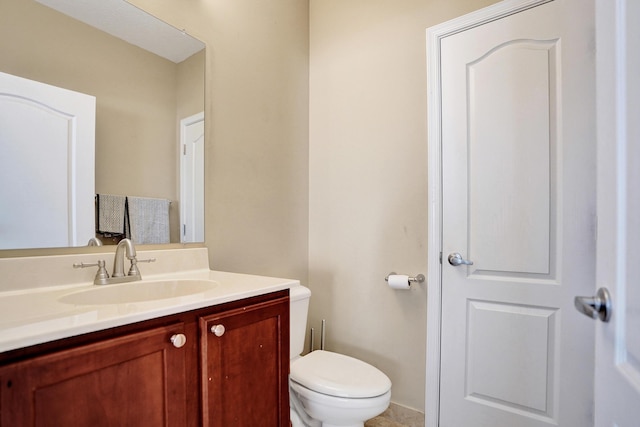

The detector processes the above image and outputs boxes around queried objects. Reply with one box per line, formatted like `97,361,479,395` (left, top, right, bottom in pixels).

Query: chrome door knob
448,252,474,266
575,287,612,322
211,324,225,337
170,333,187,348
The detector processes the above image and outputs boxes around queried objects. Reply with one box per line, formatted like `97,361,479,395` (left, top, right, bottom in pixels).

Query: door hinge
439,251,443,264
183,144,187,155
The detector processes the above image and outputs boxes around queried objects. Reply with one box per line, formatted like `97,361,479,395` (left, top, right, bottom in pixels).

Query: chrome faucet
87,237,103,246
73,238,155,285
113,238,139,278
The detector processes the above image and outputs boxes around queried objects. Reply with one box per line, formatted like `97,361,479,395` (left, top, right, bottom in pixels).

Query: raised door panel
0,71,95,249
200,297,290,427
0,323,188,426
468,40,555,276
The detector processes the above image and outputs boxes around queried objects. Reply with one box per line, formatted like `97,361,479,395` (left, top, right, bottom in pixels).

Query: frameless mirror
0,0,205,252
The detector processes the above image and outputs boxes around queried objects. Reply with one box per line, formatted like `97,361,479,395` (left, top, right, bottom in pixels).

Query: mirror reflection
0,0,205,250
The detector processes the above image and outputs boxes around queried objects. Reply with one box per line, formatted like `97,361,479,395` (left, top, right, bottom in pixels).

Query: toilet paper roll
387,274,411,290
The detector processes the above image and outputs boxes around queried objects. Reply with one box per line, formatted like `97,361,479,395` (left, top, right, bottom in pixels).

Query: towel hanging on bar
126,196,170,244
96,194,126,234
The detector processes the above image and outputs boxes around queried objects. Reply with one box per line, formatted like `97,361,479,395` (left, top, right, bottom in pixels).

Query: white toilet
289,285,392,427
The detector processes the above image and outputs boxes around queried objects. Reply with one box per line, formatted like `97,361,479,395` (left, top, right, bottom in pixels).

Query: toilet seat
290,350,391,399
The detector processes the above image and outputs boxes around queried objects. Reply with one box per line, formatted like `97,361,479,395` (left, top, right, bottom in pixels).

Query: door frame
425,1,553,426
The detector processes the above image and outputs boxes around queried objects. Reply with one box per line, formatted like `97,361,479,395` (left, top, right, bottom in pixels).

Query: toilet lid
290,350,391,398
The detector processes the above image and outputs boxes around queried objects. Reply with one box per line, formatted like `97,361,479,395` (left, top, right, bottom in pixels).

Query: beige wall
0,0,199,243
176,50,206,126
308,0,498,411
130,0,310,281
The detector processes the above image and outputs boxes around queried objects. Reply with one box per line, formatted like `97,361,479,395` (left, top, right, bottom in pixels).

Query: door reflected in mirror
180,112,205,243
0,0,205,251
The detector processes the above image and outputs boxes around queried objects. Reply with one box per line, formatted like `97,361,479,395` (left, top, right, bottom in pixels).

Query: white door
179,112,205,243
430,0,596,425
0,71,95,249
593,0,640,425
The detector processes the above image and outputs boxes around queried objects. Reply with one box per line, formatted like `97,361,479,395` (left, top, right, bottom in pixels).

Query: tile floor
364,404,425,427
365,415,408,427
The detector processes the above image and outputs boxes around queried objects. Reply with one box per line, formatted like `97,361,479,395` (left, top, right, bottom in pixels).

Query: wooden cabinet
0,290,289,427
201,297,290,426
0,324,188,426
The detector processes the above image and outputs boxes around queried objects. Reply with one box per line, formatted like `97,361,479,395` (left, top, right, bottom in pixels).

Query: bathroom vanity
0,248,295,426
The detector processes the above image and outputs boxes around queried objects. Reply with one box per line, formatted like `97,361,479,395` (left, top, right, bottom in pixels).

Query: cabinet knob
170,333,187,348
210,324,225,337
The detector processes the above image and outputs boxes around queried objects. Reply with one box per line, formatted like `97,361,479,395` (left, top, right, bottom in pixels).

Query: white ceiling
35,0,204,63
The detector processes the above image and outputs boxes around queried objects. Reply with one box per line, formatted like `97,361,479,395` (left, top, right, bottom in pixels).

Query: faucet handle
127,257,140,277
74,260,110,285
127,257,155,277
94,260,110,283
73,261,100,269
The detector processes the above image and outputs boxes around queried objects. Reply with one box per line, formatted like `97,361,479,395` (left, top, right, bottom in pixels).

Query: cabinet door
201,297,290,427
0,324,188,427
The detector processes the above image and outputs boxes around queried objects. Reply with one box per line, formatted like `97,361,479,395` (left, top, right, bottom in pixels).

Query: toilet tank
289,285,311,360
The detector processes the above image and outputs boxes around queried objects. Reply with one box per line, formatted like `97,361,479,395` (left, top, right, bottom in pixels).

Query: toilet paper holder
385,272,425,284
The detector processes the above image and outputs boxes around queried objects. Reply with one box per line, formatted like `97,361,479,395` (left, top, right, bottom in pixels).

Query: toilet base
290,408,364,427
290,392,321,427
290,381,390,427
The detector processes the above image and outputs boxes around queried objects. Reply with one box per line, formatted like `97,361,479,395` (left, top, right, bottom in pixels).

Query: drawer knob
170,333,187,348
211,324,225,337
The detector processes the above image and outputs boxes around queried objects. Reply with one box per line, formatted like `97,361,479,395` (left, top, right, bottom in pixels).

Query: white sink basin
59,279,218,305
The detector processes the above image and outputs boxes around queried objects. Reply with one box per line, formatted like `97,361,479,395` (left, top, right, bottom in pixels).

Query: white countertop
0,248,299,353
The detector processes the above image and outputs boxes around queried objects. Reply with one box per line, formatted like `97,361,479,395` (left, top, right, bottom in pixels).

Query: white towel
127,196,170,244
97,194,126,234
